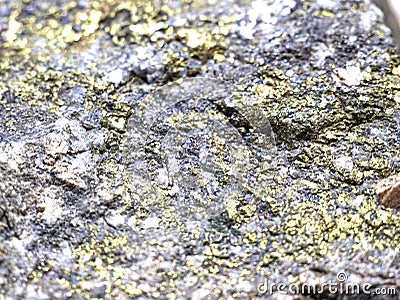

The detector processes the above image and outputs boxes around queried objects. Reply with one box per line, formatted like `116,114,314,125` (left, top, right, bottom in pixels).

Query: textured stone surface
1,0,400,299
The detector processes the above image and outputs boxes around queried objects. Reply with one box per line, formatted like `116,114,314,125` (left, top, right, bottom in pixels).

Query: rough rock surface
1,0,400,299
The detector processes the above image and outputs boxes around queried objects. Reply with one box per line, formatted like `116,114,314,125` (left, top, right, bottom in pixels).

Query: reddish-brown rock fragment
376,173,400,209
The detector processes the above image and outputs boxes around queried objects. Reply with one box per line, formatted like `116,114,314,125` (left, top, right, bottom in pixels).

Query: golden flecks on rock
3,0,400,298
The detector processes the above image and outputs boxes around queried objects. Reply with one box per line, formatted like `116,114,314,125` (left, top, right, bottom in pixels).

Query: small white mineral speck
142,216,160,229
105,69,123,85
332,66,363,87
